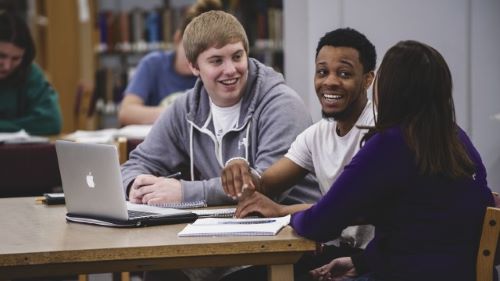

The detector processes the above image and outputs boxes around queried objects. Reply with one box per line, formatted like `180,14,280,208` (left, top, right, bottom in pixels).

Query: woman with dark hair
0,9,61,135
290,40,495,281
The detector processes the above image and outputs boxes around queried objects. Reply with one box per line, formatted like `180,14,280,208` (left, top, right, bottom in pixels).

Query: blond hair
182,10,249,65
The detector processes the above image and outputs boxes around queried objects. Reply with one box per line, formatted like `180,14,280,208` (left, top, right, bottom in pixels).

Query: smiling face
315,46,372,120
189,41,248,107
0,42,25,80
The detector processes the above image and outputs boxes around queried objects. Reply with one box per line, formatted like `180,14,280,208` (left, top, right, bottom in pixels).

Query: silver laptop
55,140,197,227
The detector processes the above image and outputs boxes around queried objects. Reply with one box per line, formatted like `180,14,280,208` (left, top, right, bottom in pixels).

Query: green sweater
0,63,62,135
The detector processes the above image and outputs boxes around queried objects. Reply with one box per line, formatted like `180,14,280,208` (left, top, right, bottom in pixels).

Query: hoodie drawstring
243,121,251,160
188,118,252,181
189,124,194,181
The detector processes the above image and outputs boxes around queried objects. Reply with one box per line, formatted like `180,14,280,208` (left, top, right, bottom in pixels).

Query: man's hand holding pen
129,172,183,205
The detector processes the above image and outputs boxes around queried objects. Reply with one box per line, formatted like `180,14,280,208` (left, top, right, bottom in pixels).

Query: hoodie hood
185,58,286,128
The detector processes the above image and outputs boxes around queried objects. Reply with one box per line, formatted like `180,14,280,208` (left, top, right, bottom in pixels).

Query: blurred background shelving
20,0,283,131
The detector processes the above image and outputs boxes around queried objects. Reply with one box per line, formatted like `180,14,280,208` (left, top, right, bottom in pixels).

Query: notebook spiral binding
192,208,236,218
150,200,207,209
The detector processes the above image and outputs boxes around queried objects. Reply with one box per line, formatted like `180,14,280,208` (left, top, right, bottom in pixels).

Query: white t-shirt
286,100,375,194
210,100,241,143
285,100,375,249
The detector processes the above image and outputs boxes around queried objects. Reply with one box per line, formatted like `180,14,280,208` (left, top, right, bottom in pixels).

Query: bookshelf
92,0,284,129
224,0,283,73
27,0,284,131
95,0,284,70
27,0,97,133
92,0,193,128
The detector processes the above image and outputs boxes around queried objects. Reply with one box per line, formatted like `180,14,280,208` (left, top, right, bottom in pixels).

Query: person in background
291,40,495,281
0,9,62,135
118,0,223,126
121,10,320,281
221,27,376,281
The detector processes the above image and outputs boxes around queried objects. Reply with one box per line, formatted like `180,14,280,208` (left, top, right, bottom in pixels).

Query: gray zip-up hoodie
121,58,320,206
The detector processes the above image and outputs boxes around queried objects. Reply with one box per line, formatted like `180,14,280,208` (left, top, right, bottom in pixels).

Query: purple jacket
291,126,494,281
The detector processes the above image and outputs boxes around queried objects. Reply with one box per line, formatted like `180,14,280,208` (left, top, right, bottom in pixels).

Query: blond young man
121,10,320,281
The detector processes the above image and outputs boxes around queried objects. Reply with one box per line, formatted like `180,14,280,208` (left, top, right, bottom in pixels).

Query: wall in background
471,0,500,191
284,0,500,191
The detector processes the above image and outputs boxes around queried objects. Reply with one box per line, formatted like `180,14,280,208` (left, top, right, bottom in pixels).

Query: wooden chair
112,137,132,281
116,136,143,164
117,137,128,165
477,206,500,281
0,143,61,198
74,82,98,131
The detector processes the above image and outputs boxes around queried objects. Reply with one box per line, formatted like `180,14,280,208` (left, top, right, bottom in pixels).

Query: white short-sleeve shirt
286,100,374,194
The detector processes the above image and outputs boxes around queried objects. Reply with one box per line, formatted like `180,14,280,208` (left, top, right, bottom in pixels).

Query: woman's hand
310,257,357,281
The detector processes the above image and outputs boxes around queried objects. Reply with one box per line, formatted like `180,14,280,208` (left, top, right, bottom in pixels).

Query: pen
219,219,276,225
152,171,182,179
166,171,182,179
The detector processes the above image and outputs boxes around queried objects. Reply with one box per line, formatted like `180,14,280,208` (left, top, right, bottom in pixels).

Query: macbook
55,140,197,227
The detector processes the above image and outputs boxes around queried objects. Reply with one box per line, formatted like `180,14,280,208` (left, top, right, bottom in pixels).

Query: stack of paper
115,124,152,139
178,215,290,237
64,125,152,143
0,130,49,144
63,128,118,143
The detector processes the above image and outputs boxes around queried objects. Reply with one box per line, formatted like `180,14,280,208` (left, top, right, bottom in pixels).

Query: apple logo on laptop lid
86,171,96,188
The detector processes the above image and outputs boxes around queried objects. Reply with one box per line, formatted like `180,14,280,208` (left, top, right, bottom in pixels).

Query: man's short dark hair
316,27,376,73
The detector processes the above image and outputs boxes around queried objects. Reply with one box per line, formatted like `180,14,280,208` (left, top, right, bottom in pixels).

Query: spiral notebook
178,215,291,237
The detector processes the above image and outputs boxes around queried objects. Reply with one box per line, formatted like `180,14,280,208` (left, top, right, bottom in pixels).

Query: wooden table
0,197,315,280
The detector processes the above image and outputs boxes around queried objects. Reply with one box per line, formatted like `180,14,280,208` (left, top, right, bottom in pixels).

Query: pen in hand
152,171,182,179
166,171,182,179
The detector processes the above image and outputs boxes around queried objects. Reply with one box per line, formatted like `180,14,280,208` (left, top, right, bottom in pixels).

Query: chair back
0,143,61,197
477,206,500,281
117,137,128,165
116,137,143,164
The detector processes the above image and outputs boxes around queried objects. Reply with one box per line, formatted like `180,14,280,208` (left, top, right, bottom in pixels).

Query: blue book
146,10,161,49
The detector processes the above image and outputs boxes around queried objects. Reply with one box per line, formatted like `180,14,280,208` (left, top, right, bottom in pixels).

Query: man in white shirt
221,27,377,281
